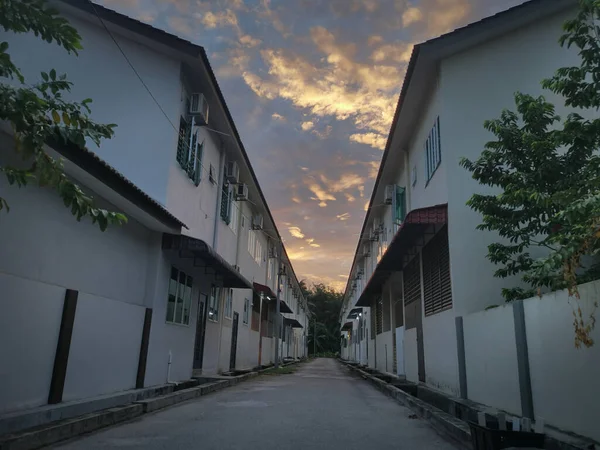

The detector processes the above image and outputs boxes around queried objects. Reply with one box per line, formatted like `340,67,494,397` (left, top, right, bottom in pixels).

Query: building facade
340,0,600,442
0,0,308,417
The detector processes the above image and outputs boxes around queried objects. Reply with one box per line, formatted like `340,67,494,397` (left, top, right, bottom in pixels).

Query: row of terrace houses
339,0,600,443
0,0,308,421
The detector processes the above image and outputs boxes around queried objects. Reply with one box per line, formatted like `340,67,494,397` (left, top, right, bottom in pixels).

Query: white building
0,0,308,417
340,0,600,442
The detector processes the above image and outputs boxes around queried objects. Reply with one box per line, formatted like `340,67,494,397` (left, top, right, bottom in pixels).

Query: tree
461,0,600,347
0,0,126,231
305,283,343,355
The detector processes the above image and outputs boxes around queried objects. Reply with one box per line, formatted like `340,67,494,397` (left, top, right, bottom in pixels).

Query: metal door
193,293,208,370
230,312,239,371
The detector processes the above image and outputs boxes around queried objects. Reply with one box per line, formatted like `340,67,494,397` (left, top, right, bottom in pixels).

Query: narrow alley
54,359,461,450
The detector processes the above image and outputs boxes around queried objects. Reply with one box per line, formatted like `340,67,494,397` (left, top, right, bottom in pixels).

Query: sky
98,0,524,291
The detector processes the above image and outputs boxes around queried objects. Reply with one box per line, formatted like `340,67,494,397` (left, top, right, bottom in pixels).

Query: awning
341,322,353,331
162,234,252,289
347,308,362,319
356,204,447,307
252,282,294,313
284,318,303,328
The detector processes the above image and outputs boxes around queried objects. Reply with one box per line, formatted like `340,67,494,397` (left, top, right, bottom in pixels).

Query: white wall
0,274,64,413
63,293,145,402
395,326,405,375
422,309,459,395
375,331,394,373
404,328,419,383
4,12,182,205
524,281,600,442
441,8,582,316
463,305,521,415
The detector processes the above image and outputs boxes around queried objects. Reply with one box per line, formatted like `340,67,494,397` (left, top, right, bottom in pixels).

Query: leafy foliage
461,0,600,347
0,0,126,231
304,283,343,355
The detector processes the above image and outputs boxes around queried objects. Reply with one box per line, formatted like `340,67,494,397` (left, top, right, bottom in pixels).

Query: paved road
55,359,463,450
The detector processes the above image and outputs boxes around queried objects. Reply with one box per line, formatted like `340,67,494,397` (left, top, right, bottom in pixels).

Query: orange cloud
289,226,305,239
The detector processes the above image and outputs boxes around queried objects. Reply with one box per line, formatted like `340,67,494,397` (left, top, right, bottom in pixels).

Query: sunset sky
99,0,524,291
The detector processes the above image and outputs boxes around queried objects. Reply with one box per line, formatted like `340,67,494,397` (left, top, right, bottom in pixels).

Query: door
230,312,239,371
193,293,208,370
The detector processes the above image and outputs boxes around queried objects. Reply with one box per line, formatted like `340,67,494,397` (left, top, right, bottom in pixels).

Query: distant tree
0,0,125,231
306,283,343,355
461,0,600,347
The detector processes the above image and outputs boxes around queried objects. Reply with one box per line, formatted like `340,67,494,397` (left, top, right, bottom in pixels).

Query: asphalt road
55,358,463,450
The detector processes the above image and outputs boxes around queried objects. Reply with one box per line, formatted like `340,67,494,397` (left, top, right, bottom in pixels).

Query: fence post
513,300,535,419
455,316,468,399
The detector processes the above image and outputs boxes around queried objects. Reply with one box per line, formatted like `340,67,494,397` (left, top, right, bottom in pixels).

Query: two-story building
340,0,600,441
0,0,307,419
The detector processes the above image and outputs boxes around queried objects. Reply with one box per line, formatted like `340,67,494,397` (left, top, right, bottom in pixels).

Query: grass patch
261,366,297,376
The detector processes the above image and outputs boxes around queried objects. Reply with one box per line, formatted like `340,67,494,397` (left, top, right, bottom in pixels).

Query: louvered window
422,226,452,316
376,297,383,335
404,256,421,306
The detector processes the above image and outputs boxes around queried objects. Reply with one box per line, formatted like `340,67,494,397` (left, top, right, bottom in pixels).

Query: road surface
55,358,463,449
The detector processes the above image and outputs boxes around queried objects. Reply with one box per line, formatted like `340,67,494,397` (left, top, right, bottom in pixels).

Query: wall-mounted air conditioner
225,161,239,184
189,93,209,125
252,214,264,230
236,183,249,201
384,184,395,205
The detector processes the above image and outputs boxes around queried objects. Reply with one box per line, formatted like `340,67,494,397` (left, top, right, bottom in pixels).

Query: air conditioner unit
236,183,249,201
225,161,239,184
363,243,371,258
189,93,209,125
384,184,395,205
252,214,263,230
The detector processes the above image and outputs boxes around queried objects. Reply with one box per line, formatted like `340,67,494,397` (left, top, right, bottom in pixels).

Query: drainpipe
274,240,283,368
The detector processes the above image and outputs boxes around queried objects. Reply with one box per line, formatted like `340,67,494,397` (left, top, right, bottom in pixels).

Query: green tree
305,283,343,355
0,0,125,231
461,0,600,347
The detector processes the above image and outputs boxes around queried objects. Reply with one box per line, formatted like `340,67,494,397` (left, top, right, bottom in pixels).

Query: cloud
370,43,413,64
240,34,262,47
321,173,365,193
402,6,424,26
311,125,333,139
201,10,239,29
345,193,356,202
301,121,315,131
364,200,369,211
289,226,305,239
272,112,286,121
308,183,337,206
349,132,387,150
167,16,194,38
291,197,302,203
310,243,321,248
337,212,350,221
358,186,365,197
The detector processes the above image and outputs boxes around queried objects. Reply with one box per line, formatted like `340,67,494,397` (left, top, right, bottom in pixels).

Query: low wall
423,309,459,395
404,328,419,383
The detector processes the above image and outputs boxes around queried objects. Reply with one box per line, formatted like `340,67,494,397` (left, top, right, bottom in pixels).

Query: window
422,226,452,316
166,267,193,325
224,288,233,319
208,285,220,321
425,116,441,183
268,258,273,280
248,229,256,256
229,200,239,234
393,186,406,224
255,240,263,266
220,184,233,224
243,298,250,324
176,118,203,186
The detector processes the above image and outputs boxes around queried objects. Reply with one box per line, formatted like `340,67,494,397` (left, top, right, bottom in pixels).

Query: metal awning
347,308,362,319
252,282,294,313
284,318,303,328
162,234,252,289
356,204,448,307
341,322,353,331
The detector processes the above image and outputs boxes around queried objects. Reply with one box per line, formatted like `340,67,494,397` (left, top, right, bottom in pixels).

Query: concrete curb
0,368,270,450
342,362,472,447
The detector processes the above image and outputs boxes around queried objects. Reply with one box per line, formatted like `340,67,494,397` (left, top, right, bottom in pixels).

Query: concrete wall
524,281,600,442
5,11,182,204
395,326,405,375
63,293,145,402
463,305,520,415
422,309,459,395
0,274,64,413
404,328,419,383
375,331,394,374
441,7,581,316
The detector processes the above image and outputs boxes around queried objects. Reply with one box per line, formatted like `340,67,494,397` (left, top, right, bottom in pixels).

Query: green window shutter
220,185,230,224
394,186,406,223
